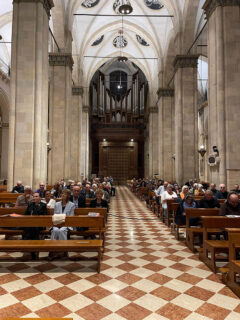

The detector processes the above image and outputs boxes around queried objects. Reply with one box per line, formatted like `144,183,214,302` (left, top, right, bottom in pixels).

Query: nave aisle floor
0,186,239,319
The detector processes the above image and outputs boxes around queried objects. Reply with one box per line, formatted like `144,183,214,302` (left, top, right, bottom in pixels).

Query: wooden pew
0,216,104,272
147,190,155,210
225,231,240,297
165,199,179,227
199,216,240,273
185,208,220,252
0,193,24,207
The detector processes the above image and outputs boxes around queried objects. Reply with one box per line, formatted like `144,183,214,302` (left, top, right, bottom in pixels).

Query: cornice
0,70,10,84
72,86,83,96
1,123,9,128
203,0,240,19
174,55,199,70
149,106,158,114
83,105,89,113
49,53,74,70
157,88,174,98
13,0,54,18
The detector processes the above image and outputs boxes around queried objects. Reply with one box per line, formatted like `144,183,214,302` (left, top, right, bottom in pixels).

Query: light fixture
212,145,219,155
103,138,106,142
198,145,206,158
119,0,133,14
130,139,134,142
117,56,128,62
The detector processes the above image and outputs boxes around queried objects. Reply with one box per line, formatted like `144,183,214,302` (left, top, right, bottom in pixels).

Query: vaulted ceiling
0,0,207,95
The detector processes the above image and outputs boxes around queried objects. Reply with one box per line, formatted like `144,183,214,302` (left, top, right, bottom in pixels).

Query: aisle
0,186,239,319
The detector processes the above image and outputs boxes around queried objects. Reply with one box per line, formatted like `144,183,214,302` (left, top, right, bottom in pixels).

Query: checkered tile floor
0,186,239,319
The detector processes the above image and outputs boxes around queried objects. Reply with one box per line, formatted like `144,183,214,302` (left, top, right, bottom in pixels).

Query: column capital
0,70,10,84
72,86,83,96
157,88,174,98
13,0,54,18
203,0,240,19
149,106,158,114
173,55,199,70
49,53,74,70
83,105,89,113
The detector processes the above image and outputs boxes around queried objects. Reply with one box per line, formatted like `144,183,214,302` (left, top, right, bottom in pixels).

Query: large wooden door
99,142,138,184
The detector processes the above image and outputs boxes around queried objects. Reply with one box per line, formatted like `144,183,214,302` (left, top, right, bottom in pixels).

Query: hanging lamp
119,0,133,14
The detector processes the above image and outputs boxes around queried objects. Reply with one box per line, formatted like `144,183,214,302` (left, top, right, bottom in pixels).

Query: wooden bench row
0,215,105,272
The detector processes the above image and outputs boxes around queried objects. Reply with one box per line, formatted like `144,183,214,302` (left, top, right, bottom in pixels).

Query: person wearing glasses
34,182,45,198
216,184,229,199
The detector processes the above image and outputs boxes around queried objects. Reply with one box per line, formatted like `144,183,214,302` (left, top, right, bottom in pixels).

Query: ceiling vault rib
73,14,173,18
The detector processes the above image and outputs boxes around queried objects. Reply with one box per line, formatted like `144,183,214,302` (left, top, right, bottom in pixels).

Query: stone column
48,53,73,183
148,106,159,178
157,88,175,182
79,105,89,180
203,0,240,187
8,0,54,190
71,86,83,181
1,123,9,179
174,55,199,185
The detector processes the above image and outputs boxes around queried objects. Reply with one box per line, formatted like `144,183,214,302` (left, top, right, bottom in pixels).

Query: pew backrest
185,208,220,228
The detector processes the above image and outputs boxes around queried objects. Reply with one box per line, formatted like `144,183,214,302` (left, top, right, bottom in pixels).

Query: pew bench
185,208,220,252
225,231,240,297
0,215,104,272
199,216,240,273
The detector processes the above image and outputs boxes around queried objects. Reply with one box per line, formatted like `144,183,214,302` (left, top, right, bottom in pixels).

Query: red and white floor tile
0,186,239,319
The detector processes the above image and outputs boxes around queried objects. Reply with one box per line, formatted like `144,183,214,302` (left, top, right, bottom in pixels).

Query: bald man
220,192,240,216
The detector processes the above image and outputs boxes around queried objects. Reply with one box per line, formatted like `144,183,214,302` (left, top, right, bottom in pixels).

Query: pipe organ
90,68,148,125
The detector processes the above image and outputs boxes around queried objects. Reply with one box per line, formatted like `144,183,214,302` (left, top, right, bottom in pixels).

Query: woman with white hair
180,185,189,200
161,184,178,217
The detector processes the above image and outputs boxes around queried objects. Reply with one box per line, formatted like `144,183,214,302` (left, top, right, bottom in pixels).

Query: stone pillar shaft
203,0,240,187
174,55,199,185
148,106,159,177
80,106,89,180
48,53,73,183
8,0,53,190
158,88,175,181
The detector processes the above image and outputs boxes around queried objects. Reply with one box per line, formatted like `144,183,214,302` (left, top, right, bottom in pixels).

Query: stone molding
149,106,158,114
157,88,174,98
174,55,199,70
0,70,10,84
72,86,83,96
83,105,89,113
1,123,9,128
203,0,240,19
49,53,74,70
13,0,54,17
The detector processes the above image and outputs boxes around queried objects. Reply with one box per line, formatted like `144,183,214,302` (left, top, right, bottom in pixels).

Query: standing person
15,186,33,207
12,181,24,193
22,193,47,260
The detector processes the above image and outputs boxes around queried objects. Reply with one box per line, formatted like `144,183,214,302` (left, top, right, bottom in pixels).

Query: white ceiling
0,0,207,93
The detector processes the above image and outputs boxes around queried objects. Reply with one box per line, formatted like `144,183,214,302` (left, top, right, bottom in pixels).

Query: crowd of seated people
8,176,114,260
131,178,240,225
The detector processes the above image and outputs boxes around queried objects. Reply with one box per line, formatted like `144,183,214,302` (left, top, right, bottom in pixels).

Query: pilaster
148,106,159,178
203,0,240,19
174,55,199,185
48,53,73,183
80,106,89,180
158,88,175,181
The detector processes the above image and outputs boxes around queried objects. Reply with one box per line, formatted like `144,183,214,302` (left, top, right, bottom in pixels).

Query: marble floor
0,186,239,320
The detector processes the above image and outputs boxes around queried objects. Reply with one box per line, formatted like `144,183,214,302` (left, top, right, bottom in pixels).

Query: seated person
42,190,56,209
199,190,220,208
22,192,47,260
161,184,178,217
231,184,240,194
194,185,205,196
220,192,240,216
180,185,189,200
210,183,218,196
15,185,33,207
48,189,75,260
216,184,229,199
98,184,110,203
12,180,24,193
81,184,95,199
70,185,86,208
90,189,109,212
34,182,45,198
175,194,199,226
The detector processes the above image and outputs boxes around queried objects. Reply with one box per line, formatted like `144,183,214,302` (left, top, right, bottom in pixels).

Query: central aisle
0,186,239,319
